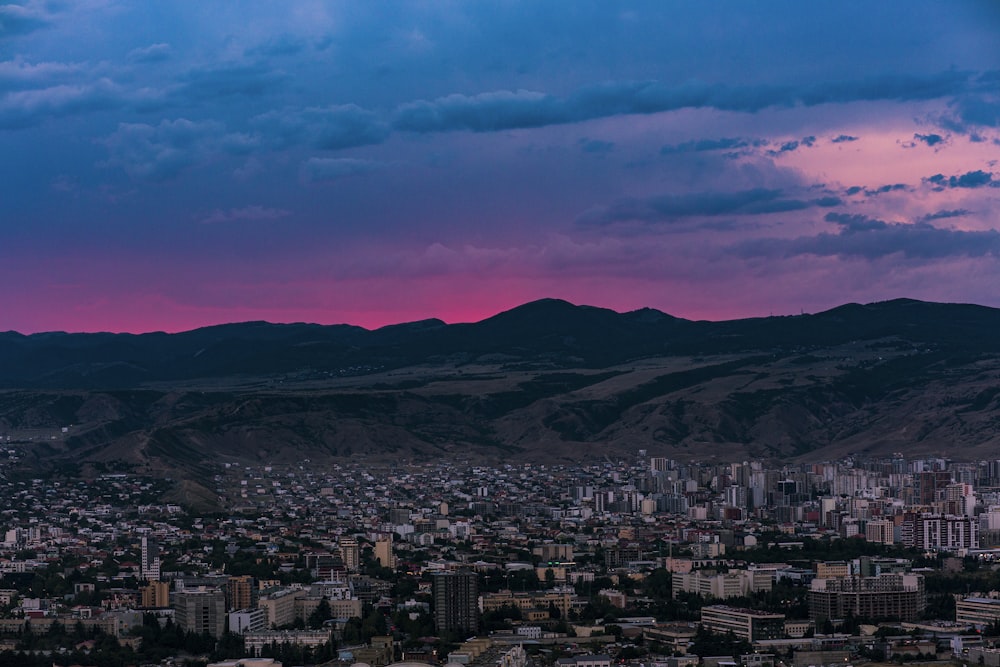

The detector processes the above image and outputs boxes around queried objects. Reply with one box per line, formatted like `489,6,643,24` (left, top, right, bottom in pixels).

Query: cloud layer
1,2,1000,332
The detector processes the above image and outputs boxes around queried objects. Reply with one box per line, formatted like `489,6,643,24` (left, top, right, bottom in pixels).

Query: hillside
3,298,1000,481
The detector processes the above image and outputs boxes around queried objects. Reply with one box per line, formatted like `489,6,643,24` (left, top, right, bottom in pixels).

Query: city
2,452,1000,667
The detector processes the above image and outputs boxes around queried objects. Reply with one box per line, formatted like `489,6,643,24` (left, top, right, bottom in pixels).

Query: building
699,605,785,642
915,471,952,505
957,597,1000,628
903,514,978,551
815,562,851,579
808,574,925,622
229,607,268,634
865,519,897,545
229,575,256,612
140,536,161,581
672,570,772,599
557,655,612,667
374,536,396,569
480,588,573,619
258,588,306,629
140,581,170,608
174,588,227,638
433,571,478,635
244,630,331,657
643,623,698,654
340,537,360,572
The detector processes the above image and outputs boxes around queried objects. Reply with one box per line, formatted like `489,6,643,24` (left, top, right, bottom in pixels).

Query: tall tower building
374,536,396,569
141,536,161,581
340,537,360,572
228,574,256,611
433,571,478,635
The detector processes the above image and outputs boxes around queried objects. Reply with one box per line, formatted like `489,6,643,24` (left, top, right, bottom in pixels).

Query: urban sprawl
3,452,1000,667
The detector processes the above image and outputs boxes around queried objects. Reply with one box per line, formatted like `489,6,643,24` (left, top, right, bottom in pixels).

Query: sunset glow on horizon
3,2,1000,334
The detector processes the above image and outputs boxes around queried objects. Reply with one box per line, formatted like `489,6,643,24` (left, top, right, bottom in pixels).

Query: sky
3,1,1000,333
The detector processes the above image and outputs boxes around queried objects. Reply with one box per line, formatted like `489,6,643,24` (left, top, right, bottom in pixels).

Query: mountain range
3,298,1000,498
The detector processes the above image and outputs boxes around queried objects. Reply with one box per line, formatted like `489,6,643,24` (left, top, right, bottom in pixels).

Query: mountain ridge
2,297,1000,490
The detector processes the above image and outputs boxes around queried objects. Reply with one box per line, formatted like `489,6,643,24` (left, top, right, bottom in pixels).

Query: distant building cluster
2,453,1000,664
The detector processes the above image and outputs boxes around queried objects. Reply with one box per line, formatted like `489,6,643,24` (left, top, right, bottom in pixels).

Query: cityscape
3,3,1000,667
2,452,1000,666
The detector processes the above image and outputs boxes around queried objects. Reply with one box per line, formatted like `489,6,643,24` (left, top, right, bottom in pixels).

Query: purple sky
3,1,1000,333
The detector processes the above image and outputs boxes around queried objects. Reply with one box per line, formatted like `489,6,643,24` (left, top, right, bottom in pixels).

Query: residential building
699,605,785,642
229,607,268,634
808,574,925,622
374,536,396,569
140,536,160,581
957,597,1000,628
433,570,478,635
140,581,170,608
229,575,255,612
672,569,772,599
174,588,227,638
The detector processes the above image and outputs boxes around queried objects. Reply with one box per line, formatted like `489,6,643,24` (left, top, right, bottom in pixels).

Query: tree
308,597,333,629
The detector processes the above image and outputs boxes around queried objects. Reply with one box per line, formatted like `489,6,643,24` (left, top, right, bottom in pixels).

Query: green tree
308,597,333,629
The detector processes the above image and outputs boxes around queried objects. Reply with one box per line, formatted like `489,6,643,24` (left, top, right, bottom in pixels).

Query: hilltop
2,298,1000,483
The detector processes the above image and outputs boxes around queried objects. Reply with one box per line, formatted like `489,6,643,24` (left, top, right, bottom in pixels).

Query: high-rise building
865,519,896,545
915,471,952,505
433,571,478,635
902,513,978,550
173,588,227,638
140,536,161,581
340,537,360,572
229,575,255,612
374,536,396,569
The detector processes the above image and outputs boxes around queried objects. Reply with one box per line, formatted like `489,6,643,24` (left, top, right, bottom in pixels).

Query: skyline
3,2,1000,333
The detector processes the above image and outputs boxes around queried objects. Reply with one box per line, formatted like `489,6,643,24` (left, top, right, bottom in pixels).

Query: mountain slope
2,298,1000,476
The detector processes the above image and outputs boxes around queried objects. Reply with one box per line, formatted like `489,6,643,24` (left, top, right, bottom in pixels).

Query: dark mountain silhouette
3,297,1000,491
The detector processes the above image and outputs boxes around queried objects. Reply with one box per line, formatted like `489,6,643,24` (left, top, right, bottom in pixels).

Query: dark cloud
0,3,50,38
200,205,291,225
393,89,563,133
252,105,390,150
178,62,290,101
831,134,858,143
918,209,971,222
926,169,994,189
0,79,125,129
99,118,254,181
659,136,766,154
912,132,944,146
302,157,386,182
766,136,817,156
127,43,172,64
392,70,974,135
846,182,927,197
736,214,1000,260
0,60,84,91
579,138,614,154
940,94,1000,132
860,183,910,196
580,188,821,225
246,35,307,58
824,212,888,232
